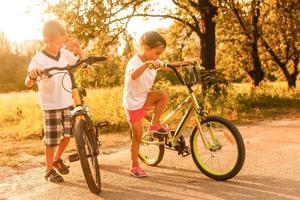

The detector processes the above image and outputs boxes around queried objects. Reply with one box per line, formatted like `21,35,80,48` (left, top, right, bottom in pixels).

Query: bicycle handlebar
43,56,107,78
165,61,203,86
165,64,186,85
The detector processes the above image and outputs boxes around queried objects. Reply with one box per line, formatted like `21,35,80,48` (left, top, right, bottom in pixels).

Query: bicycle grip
87,56,107,65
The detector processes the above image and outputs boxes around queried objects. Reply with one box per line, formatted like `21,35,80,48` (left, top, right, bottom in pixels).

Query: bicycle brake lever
81,63,88,68
43,69,52,78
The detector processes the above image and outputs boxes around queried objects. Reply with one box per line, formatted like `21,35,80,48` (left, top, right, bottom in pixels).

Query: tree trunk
261,39,298,88
200,15,216,70
198,2,217,70
288,74,296,88
281,65,297,88
249,41,264,86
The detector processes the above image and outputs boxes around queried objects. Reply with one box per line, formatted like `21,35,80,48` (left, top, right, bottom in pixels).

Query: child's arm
25,67,43,88
130,60,161,80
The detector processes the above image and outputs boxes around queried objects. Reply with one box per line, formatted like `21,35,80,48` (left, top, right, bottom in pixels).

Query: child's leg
54,137,71,161
145,90,169,125
54,107,72,161
131,119,143,168
45,146,55,172
45,145,64,183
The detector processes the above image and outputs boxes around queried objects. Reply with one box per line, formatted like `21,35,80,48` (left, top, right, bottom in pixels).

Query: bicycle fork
190,92,221,150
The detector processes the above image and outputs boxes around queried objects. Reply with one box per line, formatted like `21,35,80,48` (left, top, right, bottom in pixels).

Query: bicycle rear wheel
74,118,101,194
129,119,165,166
190,116,245,180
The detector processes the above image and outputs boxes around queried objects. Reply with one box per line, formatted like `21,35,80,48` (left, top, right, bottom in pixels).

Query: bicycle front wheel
190,116,245,180
74,118,101,194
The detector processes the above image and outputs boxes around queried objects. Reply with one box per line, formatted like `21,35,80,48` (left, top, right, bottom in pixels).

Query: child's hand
146,60,162,70
65,39,82,55
28,67,43,80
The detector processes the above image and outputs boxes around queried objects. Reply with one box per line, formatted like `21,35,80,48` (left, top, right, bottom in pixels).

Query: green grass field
0,82,299,139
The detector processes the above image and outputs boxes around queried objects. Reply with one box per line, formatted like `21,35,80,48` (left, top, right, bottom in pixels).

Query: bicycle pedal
68,153,79,162
178,146,191,157
182,146,191,157
153,132,167,139
95,121,108,129
182,151,190,157
143,134,154,142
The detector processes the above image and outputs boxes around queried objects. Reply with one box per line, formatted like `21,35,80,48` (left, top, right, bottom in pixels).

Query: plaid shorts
43,107,73,147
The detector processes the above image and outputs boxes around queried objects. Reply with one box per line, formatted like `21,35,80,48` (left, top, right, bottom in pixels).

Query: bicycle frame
143,64,220,150
162,92,213,150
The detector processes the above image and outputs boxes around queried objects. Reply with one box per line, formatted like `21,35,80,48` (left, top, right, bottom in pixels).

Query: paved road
1,117,300,200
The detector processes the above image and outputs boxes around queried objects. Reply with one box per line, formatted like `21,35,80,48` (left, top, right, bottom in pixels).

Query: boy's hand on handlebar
28,67,44,80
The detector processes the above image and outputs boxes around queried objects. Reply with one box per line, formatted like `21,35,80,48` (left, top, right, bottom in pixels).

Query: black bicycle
40,56,107,194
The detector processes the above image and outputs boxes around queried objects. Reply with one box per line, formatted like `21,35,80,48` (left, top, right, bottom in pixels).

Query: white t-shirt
28,48,78,110
122,55,157,110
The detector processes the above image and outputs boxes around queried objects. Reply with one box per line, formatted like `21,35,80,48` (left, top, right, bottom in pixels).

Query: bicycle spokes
140,133,162,161
194,121,239,175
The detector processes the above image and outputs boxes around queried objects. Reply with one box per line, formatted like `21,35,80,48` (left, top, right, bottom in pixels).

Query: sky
0,0,173,43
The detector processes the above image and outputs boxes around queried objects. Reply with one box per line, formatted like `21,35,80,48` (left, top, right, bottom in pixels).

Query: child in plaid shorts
25,20,85,183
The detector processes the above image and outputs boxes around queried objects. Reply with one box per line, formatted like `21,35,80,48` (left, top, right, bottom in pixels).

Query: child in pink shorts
122,31,192,177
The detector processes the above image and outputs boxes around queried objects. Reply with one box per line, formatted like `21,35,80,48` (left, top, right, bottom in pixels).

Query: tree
219,0,300,87
47,0,219,70
261,0,300,88
220,0,265,86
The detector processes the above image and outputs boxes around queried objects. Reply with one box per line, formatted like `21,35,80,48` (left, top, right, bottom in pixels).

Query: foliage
218,0,300,87
0,32,42,92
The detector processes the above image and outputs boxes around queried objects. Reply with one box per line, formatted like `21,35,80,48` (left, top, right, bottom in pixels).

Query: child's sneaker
130,166,147,178
53,159,70,175
149,123,170,135
44,169,64,183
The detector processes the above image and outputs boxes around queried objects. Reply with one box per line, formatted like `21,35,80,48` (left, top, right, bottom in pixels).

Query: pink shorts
125,105,147,124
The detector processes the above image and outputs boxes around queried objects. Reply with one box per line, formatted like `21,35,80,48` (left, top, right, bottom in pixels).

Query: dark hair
42,20,66,39
139,31,167,48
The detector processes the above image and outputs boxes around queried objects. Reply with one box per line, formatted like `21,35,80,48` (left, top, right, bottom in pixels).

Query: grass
0,82,299,138
0,131,130,167
0,82,299,167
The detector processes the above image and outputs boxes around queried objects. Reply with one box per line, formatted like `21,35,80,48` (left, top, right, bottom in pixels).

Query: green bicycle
129,62,245,180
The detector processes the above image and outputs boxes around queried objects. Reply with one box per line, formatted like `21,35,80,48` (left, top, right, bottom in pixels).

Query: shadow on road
95,164,300,200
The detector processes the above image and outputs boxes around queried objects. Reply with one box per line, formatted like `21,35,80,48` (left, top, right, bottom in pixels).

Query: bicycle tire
74,118,101,194
190,116,245,180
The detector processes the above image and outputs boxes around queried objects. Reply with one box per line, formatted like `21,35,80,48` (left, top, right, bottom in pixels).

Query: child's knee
133,135,142,143
160,90,169,102
132,131,142,143
131,122,143,142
